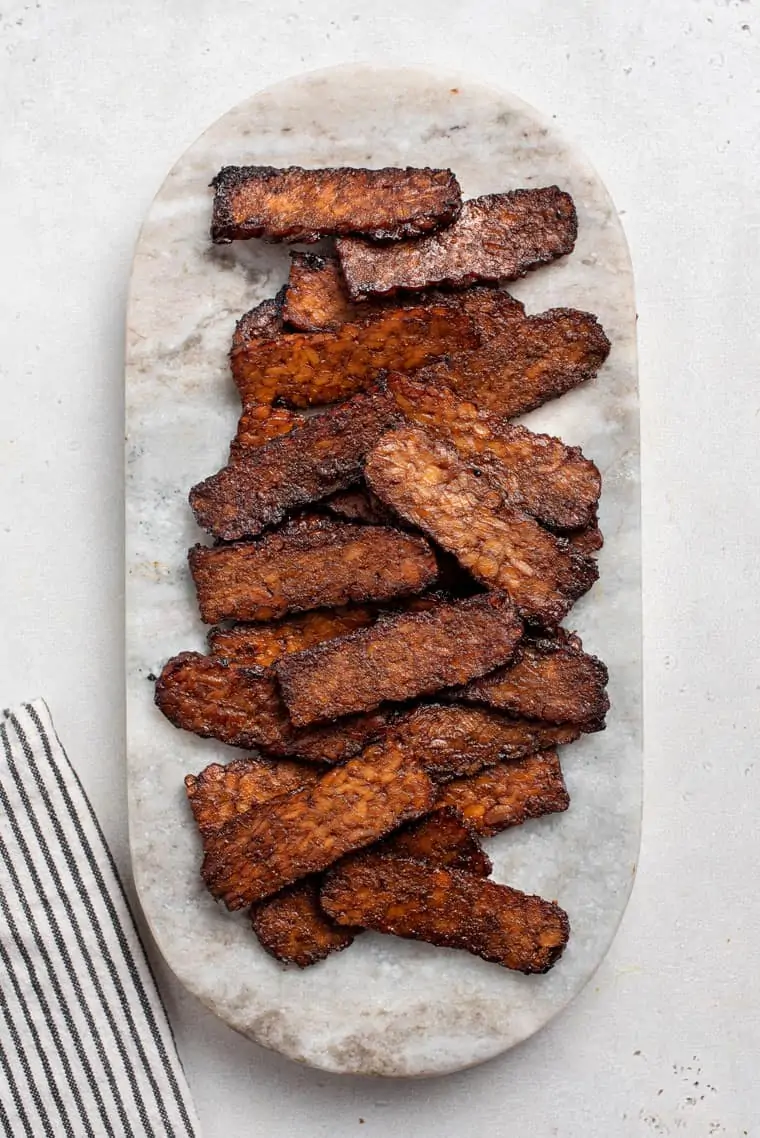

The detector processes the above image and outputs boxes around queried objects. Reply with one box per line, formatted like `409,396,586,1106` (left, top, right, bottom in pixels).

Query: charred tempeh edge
387,372,601,530
437,750,570,836
380,808,492,877
229,303,477,408
201,744,437,909
282,252,361,331
322,485,395,526
190,389,404,541
229,404,303,461
383,704,584,781
321,853,570,973
207,606,377,668
185,756,320,838
155,651,390,763
231,295,284,348
336,187,577,298
211,165,462,244
189,516,438,624
365,427,598,626
456,636,609,725
275,592,523,726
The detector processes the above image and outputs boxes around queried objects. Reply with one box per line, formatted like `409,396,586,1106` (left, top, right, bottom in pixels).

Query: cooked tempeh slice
275,592,523,726
414,289,610,418
189,517,437,624
384,704,584,781
155,651,390,762
322,485,395,526
185,756,320,837
251,808,490,968
201,744,437,908
365,428,598,625
190,389,404,541
207,606,377,667
321,854,570,973
381,808,491,877
437,750,570,836
387,372,601,530
251,879,358,968
457,636,609,725
565,518,604,555
336,187,577,298
210,165,462,244
282,252,361,331
229,303,477,408
229,403,303,460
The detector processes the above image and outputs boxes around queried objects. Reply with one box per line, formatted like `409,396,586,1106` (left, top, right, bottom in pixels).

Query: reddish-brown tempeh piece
322,485,395,526
384,703,584,781
210,165,462,244
185,756,320,837
387,373,601,530
282,252,362,331
155,651,390,762
207,606,377,668
336,187,577,298
437,750,570,836
414,291,610,419
229,303,477,408
231,295,284,348
229,404,303,461
201,744,437,908
381,808,492,877
190,389,404,541
275,592,523,726
321,853,570,973
189,517,438,624
457,636,609,725
365,428,598,626
565,518,604,555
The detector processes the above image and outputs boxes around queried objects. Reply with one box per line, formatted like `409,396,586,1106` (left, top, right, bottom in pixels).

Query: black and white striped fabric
0,700,199,1137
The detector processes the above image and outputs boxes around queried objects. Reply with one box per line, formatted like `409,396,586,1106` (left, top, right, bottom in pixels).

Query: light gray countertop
1,1,758,1134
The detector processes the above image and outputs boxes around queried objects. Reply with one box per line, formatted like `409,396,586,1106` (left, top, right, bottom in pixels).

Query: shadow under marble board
125,64,640,1078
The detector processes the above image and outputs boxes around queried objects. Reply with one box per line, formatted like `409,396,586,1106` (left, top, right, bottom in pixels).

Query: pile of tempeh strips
156,165,611,973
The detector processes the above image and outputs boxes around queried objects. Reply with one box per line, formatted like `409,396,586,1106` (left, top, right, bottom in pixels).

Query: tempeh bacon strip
437,750,570,836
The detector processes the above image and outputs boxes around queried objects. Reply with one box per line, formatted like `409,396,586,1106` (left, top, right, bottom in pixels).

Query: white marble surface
2,0,759,1131
125,67,640,1076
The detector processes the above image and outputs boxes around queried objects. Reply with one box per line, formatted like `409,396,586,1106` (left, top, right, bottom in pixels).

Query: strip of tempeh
336,187,577,298
251,808,491,968
155,651,390,762
208,606,377,667
275,592,523,726
387,373,601,530
210,165,462,244
229,404,303,460
384,704,584,781
565,518,604,555
437,750,570,836
415,290,610,419
229,303,477,408
201,744,437,908
457,636,609,725
365,428,598,625
322,485,395,526
185,756,320,837
231,295,284,348
189,517,437,624
282,253,361,331
321,854,570,973
191,389,404,541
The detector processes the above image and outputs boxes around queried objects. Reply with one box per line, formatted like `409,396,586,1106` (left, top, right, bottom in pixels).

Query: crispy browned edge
321,853,570,973
207,606,377,667
185,756,320,837
437,750,571,836
275,592,523,726
210,165,462,244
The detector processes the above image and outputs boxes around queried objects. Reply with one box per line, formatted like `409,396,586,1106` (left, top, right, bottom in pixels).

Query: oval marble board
125,65,641,1077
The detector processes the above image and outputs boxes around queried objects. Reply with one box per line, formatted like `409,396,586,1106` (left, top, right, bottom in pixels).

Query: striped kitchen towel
0,700,200,1138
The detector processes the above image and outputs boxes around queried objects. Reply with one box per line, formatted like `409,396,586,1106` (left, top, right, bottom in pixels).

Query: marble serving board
125,65,641,1078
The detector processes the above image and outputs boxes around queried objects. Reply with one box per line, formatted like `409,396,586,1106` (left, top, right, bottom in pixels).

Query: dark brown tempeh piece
229,303,477,408
383,704,584,781
190,389,404,541
381,808,492,877
437,750,570,836
321,854,570,973
208,606,377,668
414,291,610,419
231,295,284,348
336,187,577,298
282,252,361,331
210,165,462,244
201,744,437,908
387,372,601,530
229,404,303,460
565,518,604,555
185,757,320,838
457,636,609,725
275,592,523,726
322,485,395,526
155,651,390,762
189,517,438,624
365,428,598,626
